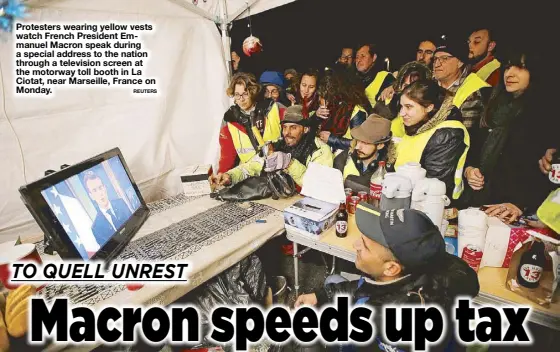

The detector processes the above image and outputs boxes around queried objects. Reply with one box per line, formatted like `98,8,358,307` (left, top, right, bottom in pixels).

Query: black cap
355,202,446,270
434,35,468,64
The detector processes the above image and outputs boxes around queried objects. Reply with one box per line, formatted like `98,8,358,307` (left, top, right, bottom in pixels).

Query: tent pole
220,0,232,80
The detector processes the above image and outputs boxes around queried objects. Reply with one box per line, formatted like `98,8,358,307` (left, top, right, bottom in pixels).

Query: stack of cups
380,173,413,210
458,208,488,271
411,178,450,236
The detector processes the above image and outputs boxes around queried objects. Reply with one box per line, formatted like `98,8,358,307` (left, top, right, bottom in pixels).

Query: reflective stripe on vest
452,73,490,108
395,120,470,199
343,155,360,180
390,115,406,146
365,71,391,108
537,188,560,234
227,103,282,163
476,58,501,82
343,105,368,139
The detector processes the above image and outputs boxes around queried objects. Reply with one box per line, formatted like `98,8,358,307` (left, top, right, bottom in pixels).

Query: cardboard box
180,164,212,197
283,163,346,236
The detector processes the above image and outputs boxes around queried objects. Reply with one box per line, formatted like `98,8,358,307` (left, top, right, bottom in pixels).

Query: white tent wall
0,0,230,241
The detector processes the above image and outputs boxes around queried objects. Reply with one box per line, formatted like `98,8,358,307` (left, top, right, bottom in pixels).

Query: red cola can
345,188,353,205
461,244,483,272
347,196,360,214
358,191,369,203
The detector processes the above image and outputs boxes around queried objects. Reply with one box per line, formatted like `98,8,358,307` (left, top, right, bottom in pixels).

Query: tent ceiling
183,0,297,23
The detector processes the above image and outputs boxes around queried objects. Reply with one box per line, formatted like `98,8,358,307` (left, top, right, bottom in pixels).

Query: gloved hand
265,152,292,172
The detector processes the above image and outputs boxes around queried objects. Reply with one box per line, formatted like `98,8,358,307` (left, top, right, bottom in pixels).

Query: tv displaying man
83,170,132,246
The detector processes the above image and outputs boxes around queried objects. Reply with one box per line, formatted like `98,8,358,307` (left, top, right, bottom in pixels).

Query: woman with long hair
288,68,321,118
316,67,372,151
395,80,469,200
462,48,554,222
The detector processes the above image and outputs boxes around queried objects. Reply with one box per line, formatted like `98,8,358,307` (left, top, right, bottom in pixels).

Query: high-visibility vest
343,105,368,139
395,120,470,199
537,188,560,234
476,58,501,82
452,73,490,108
343,155,360,180
365,71,391,108
390,115,405,146
227,103,282,163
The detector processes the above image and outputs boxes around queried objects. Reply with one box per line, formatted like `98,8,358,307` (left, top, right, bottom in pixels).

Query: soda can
348,196,360,214
345,188,353,205
461,244,483,272
358,191,369,203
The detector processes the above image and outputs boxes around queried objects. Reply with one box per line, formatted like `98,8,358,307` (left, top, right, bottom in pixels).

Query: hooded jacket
315,254,480,352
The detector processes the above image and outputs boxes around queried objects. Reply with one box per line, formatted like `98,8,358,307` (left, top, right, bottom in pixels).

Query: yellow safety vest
475,58,501,82
395,120,470,199
343,156,360,180
227,103,282,163
343,105,368,139
365,71,391,108
537,188,560,234
452,73,490,108
390,116,405,142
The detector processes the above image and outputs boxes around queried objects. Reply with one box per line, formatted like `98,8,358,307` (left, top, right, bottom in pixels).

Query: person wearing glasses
416,39,436,66
433,36,490,132
259,71,290,108
215,72,285,177
337,47,354,68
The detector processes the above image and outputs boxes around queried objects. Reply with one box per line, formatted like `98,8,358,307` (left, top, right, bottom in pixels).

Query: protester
416,39,436,66
334,115,392,191
337,46,354,68
295,204,480,351
288,69,321,117
315,68,370,150
259,71,290,108
284,68,297,81
468,27,501,86
394,80,469,200
433,36,490,131
355,43,395,108
462,49,555,221
212,105,333,188
231,51,242,74
215,72,285,175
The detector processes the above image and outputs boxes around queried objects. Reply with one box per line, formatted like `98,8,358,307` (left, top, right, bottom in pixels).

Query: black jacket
315,254,480,352
334,148,392,194
326,109,368,150
357,65,395,103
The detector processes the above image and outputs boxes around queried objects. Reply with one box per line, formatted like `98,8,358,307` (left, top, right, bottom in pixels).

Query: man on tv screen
83,170,132,246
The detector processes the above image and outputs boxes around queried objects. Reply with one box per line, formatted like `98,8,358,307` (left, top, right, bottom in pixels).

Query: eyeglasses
433,55,454,64
265,88,279,95
233,92,249,100
417,50,434,55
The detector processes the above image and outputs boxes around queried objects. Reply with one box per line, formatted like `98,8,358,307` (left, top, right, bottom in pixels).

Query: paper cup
0,242,42,290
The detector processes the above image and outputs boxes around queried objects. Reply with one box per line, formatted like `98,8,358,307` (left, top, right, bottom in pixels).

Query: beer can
348,196,360,214
358,191,369,203
461,244,483,272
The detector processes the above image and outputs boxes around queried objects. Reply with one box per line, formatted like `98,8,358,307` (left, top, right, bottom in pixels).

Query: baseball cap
281,105,309,126
355,202,446,270
434,35,468,64
351,114,392,144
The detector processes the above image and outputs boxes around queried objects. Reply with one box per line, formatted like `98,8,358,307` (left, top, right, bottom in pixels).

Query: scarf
273,133,318,165
319,99,355,137
404,96,455,136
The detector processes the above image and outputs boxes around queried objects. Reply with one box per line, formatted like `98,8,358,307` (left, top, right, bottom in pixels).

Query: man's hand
484,203,523,224
294,293,318,308
465,167,485,190
379,85,395,102
539,148,556,175
319,131,331,143
265,152,292,172
209,173,231,189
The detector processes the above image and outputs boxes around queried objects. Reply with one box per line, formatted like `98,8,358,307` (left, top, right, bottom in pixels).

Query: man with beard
213,105,333,188
355,43,395,109
468,27,501,86
334,115,392,192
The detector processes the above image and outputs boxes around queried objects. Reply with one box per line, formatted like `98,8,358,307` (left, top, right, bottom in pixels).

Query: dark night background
228,0,553,79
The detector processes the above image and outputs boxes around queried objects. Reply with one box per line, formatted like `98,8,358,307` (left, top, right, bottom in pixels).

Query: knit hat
350,115,392,144
259,71,286,89
434,35,468,64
